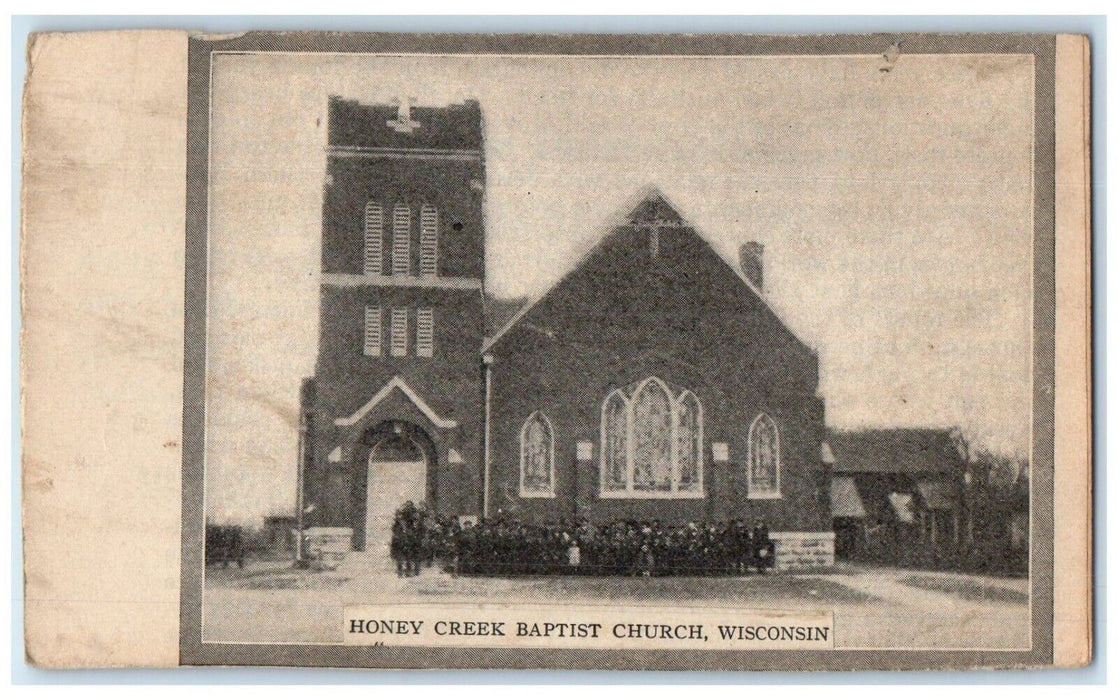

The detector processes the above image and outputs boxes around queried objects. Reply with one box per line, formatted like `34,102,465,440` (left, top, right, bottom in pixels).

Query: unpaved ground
202,560,1029,650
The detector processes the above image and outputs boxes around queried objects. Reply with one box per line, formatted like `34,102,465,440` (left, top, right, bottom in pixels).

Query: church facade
297,97,834,568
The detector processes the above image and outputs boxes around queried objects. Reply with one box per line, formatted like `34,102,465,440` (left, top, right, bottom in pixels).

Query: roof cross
387,95,421,134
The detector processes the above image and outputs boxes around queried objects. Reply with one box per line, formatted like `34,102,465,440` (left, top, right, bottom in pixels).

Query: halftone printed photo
19,29,1092,671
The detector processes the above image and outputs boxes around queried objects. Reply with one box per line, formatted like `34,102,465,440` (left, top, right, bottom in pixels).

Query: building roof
916,479,957,511
481,185,800,355
827,428,964,476
484,295,528,337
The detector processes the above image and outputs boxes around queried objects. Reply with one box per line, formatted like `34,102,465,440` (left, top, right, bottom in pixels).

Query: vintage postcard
20,31,1092,670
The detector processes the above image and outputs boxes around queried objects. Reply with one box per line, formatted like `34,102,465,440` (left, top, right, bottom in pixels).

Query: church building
297,96,835,569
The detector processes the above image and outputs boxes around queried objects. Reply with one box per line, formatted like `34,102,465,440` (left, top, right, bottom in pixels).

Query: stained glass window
599,378,703,497
749,413,780,496
632,380,673,491
676,391,701,491
602,391,628,492
520,412,554,495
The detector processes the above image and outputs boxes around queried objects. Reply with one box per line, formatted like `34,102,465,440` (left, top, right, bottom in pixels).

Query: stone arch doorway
354,421,437,558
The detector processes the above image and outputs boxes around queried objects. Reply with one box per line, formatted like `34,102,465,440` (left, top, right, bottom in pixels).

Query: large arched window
519,411,555,497
748,413,780,498
632,378,673,491
599,377,704,498
363,201,383,275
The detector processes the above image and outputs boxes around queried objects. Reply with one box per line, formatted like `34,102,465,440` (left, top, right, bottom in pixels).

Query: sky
205,51,1034,525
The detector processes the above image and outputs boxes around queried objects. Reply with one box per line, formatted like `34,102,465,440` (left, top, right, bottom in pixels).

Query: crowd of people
389,501,776,578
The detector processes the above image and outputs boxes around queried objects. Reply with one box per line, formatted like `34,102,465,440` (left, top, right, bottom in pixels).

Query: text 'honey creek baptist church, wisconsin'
295,95,838,568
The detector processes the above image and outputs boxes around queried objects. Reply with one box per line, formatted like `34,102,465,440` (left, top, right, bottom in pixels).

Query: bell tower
299,96,486,550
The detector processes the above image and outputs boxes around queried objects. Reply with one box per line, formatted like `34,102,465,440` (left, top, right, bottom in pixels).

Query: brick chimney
740,242,764,291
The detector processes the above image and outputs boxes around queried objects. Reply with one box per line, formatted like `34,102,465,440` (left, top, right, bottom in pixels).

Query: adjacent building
827,428,967,566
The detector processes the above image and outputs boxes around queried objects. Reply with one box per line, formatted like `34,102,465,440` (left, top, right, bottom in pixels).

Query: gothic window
392,203,410,276
416,308,434,358
419,204,438,276
362,306,381,357
519,411,554,497
748,413,780,498
601,390,629,492
599,377,704,498
632,379,673,491
676,391,702,492
363,201,383,275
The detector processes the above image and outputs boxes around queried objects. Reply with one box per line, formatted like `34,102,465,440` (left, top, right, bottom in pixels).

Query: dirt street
202,560,1029,649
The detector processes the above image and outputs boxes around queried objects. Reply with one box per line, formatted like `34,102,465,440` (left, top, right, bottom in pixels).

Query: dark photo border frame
180,31,1056,670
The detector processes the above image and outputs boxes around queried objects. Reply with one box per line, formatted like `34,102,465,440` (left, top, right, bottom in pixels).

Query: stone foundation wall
770,531,835,571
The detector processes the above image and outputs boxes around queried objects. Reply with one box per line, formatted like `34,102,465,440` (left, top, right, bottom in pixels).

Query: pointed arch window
391,203,411,276
602,391,629,492
748,413,781,498
632,379,673,491
599,377,704,498
519,411,555,497
676,391,703,491
363,201,383,275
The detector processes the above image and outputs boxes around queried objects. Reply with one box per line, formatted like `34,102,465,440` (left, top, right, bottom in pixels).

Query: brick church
297,97,835,568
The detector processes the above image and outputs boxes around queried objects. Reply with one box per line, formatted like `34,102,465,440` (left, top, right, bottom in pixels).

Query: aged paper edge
1052,33,1093,668
21,30,188,668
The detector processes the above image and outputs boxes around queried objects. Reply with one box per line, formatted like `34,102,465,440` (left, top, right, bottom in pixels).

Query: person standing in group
752,519,774,573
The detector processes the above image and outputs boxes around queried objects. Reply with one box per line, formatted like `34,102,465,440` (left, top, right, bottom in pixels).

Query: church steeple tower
299,96,487,552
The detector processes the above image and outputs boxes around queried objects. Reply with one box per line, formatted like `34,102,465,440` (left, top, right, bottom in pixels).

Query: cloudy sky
205,51,1034,525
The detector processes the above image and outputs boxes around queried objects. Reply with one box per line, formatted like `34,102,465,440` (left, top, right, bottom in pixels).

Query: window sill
519,490,556,499
747,491,782,500
599,490,706,500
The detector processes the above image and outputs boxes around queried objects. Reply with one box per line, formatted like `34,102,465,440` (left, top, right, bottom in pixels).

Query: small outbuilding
826,428,966,567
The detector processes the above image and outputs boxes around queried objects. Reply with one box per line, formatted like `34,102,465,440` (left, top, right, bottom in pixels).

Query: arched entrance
358,421,435,563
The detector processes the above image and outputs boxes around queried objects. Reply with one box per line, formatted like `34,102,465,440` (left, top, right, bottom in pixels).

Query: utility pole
295,408,306,566
295,378,314,567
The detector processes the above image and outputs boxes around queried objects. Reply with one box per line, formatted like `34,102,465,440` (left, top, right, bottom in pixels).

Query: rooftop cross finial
387,95,421,134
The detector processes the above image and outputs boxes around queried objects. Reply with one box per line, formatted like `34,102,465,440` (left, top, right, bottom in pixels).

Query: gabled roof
483,294,528,337
625,188,686,225
482,185,793,354
827,428,965,476
334,376,458,429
